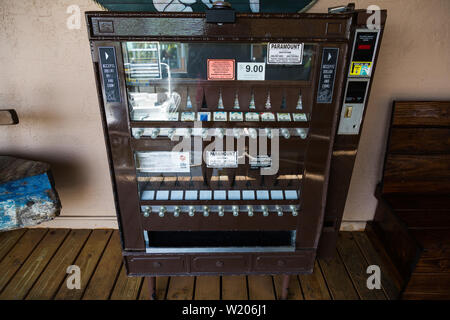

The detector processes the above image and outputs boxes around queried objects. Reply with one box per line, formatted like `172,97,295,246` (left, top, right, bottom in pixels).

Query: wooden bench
369,101,450,299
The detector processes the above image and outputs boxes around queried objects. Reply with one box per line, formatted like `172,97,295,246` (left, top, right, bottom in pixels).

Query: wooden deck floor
0,229,402,300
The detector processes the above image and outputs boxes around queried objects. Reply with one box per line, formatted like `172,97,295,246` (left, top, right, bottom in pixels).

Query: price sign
237,62,265,81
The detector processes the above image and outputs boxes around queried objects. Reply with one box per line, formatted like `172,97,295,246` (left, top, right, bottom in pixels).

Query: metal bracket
0,109,19,125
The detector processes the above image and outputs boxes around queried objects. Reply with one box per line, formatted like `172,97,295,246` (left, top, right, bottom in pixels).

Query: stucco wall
0,0,449,229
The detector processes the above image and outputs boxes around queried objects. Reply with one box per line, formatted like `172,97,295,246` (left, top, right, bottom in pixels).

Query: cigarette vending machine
86,3,386,298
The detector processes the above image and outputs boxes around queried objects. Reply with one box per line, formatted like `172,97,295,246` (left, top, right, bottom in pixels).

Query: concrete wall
0,0,449,229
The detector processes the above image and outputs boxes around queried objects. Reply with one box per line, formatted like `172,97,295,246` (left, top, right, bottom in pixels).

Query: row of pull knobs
134,128,308,140
142,205,298,217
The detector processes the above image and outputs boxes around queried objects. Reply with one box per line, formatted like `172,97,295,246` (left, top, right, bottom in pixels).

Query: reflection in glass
122,42,313,122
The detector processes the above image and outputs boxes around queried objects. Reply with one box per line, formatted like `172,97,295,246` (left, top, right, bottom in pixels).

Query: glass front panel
123,41,315,216
123,42,314,122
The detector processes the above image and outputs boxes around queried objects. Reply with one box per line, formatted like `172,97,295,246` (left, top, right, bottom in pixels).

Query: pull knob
289,205,298,217
247,205,254,217
281,128,290,139
133,129,144,139
217,205,225,217
261,205,269,217
203,205,210,217
188,206,195,217
276,205,283,216
173,206,181,217
216,128,225,139
233,128,241,139
142,206,151,217
202,128,209,140
151,128,160,139
168,129,176,141
249,128,258,139
158,206,166,217
232,205,239,216
184,128,192,138
296,128,308,139
265,128,272,139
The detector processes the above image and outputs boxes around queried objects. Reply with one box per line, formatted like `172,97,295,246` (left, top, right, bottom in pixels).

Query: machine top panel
86,12,353,41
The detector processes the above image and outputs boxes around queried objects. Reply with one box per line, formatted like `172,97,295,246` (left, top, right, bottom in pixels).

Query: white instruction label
136,152,190,173
237,62,265,80
267,43,304,65
206,151,238,168
250,155,272,169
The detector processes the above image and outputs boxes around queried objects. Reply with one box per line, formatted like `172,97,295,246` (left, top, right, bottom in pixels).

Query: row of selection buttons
140,189,299,201
133,127,309,140
141,205,298,217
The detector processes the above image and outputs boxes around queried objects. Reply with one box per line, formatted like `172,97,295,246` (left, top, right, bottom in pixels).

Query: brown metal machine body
86,9,386,276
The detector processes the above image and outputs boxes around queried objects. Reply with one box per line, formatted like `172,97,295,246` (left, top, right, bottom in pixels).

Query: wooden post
281,274,290,300
147,276,156,300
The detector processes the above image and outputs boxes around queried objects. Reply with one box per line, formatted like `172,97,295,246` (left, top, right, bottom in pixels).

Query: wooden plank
382,155,450,194
222,275,248,300
392,101,450,127
194,276,220,300
0,229,69,300
0,157,49,184
54,229,112,300
273,275,303,300
318,249,359,300
353,232,402,300
396,210,450,228
139,276,169,300
247,275,275,300
0,229,47,292
383,195,450,211
299,260,331,300
166,276,195,300
416,251,450,273
404,273,450,295
0,229,26,261
26,229,91,300
337,232,386,300
388,128,450,154
410,229,450,250
367,212,420,284
110,264,142,300
82,230,123,300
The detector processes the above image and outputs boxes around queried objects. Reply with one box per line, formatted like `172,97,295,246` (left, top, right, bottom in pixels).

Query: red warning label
207,59,235,80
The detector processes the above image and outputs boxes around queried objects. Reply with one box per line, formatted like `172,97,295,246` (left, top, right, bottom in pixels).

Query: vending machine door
87,9,386,273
